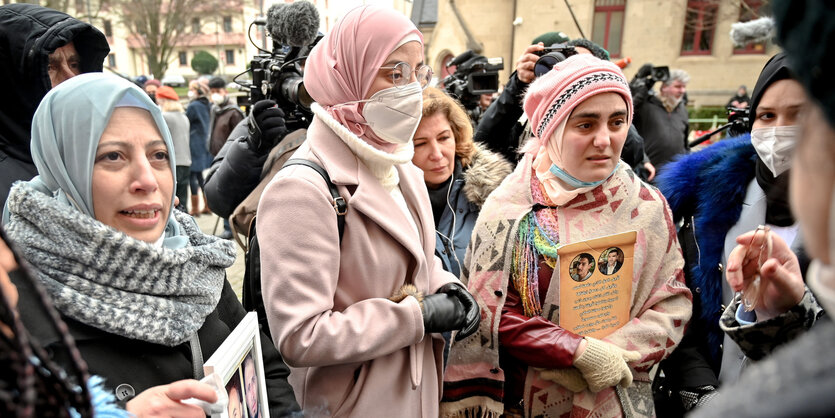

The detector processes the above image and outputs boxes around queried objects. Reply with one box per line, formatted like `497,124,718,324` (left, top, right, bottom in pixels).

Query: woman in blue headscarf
3,73,299,416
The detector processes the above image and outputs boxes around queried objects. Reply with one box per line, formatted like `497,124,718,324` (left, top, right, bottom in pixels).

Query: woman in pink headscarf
441,54,692,417
256,5,479,416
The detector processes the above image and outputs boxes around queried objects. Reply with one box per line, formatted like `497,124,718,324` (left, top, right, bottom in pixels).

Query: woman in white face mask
654,52,822,415
255,5,479,416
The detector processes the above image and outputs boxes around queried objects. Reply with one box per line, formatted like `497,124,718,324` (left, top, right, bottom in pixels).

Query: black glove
421,292,465,334
436,282,480,341
247,100,288,153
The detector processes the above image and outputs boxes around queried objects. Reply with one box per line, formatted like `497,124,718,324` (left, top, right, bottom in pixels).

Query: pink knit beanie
523,54,633,144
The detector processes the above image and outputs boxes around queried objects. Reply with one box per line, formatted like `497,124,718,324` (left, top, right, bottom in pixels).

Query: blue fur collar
657,135,757,361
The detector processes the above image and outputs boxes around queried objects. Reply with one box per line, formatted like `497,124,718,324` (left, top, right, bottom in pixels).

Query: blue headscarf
27,73,187,248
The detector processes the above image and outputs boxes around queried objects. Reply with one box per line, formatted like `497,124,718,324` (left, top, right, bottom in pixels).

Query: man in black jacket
0,4,110,206
631,67,691,172
474,36,656,181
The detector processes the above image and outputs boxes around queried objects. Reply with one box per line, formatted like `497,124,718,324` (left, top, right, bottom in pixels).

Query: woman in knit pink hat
255,5,479,417
442,54,692,417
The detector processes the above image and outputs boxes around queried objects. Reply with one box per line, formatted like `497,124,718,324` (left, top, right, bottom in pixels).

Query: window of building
225,49,235,66
591,0,626,58
681,0,719,55
107,53,116,68
103,20,112,37
223,16,233,33
734,0,770,54
178,51,188,66
438,52,455,86
191,18,200,34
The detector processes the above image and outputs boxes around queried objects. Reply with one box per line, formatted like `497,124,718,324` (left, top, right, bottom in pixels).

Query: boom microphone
266,1,320,47
730,16,775,47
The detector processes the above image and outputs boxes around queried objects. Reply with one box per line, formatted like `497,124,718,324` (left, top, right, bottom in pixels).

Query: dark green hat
531,31,570,46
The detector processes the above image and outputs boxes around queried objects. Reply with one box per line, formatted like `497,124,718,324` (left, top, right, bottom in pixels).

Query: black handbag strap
282,158,346,242
189,332,204,379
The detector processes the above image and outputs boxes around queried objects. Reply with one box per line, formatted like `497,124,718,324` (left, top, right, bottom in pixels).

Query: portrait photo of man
226,368,244,418
570,253,595,282
601,247,624,275
242,351,261,418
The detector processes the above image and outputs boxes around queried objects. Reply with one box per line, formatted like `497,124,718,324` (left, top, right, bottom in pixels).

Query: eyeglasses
740,225,773,312
379,62,433,89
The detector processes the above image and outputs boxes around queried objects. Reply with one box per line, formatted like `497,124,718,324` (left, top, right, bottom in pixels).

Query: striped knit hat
523,54,632,144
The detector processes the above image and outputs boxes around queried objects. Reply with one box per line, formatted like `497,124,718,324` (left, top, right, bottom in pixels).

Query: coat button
114,383,135,401
718,263,724,272
494,290,503,297
458,209,464,213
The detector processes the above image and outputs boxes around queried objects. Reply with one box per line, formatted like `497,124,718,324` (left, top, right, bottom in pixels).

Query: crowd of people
1,0,834,417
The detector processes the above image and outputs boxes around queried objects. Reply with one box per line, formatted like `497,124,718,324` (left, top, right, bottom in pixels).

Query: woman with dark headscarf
654,52,823,415
688,1,835,415
256,5,479,416
4,73,299,417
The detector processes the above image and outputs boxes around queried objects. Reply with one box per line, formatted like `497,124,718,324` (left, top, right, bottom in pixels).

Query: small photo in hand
570,253,595,282
599,247,624,276
226,367,244,418
241,350,261,418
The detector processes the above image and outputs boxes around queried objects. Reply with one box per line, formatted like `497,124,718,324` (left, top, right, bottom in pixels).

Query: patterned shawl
441,147,692,417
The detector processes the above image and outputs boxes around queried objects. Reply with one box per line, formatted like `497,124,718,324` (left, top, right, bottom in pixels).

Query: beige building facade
19,0,412,83
422,0,777,107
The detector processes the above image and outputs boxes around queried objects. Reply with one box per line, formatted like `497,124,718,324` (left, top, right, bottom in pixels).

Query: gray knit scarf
5,183,237,346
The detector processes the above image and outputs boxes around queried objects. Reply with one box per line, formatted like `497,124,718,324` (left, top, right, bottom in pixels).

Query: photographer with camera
473,34,656,180
204,1,318,222
471,32,567,164
630,64,690,172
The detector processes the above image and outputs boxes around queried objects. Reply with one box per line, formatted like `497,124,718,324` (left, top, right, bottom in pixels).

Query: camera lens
280,75,312,110
534,52,568,77
297,83,314,109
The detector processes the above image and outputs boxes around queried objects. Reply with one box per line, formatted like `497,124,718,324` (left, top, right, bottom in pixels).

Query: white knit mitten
539,367,588,392
573,337,641,393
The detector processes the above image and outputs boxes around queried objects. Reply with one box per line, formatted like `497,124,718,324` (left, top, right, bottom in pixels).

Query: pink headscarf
303,5,423,151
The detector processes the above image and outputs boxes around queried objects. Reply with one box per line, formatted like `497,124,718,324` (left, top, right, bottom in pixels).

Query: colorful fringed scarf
512,175,562,317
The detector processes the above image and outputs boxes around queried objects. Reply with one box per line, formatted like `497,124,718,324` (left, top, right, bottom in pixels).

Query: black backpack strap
282,158,346,242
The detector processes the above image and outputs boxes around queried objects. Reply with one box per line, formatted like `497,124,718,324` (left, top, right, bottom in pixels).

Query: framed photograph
204,312,270,418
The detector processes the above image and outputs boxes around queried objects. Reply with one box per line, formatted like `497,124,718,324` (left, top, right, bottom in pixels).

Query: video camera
246,41,319,128
442,50,504,116
726,107,751,137
235,2,322,129
632,63,670,86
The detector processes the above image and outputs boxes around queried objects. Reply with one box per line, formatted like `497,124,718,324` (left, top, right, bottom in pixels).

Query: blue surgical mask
549,162,620,188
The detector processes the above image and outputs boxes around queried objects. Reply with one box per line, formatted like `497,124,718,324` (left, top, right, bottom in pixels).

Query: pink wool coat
257,116,457,417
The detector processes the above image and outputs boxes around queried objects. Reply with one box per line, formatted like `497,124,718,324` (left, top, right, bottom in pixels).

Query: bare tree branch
112,0,217,79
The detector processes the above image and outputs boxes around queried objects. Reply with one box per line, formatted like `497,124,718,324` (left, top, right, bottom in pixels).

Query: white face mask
211,93,225,105
187,90,196,100
750,125,799,177
361,81,423,144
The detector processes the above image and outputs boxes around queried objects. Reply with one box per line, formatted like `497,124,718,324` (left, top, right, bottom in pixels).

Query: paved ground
194,211,246,301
